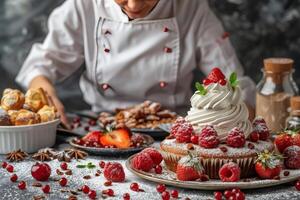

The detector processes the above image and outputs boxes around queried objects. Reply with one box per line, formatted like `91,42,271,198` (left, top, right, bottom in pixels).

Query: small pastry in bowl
7,110,19,125
24,88,48,112
15,109,41,126
1,89,25,111
38,105,57,123
0,108,11,126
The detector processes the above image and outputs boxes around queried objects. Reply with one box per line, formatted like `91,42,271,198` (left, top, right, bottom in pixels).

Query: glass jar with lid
286,96,300,130
256,58,299,133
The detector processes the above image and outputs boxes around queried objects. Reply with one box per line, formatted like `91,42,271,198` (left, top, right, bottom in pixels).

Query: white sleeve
16,0,84,89
196,0,256,107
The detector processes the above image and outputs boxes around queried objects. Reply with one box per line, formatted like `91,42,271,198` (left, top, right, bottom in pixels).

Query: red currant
235,192,245,200
161,191,170,200
42,184,51,194
99,161,105,168
6,164,14,173
155,165,163,174
224,190,232,199
82,185,90,194
130,182,139,192
1,161,7,168
88,119,96,126
249,131,259,142
191,135,199,144
18,181,26,190
88,190,97,199
156,184,166,193
123,193,130,200
60,162,68,170
295,181,300,191
84,126,90,131
171,190,179,198
231,188,240,194
214,191,222,200
59,177,67,187
219,79,227,86
10,174,18,182
103,189,114,196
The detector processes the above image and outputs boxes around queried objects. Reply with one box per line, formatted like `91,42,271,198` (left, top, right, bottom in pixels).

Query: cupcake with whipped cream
160,68,274,179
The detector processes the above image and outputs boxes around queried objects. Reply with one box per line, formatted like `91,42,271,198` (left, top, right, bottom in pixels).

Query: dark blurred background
0,0,299,111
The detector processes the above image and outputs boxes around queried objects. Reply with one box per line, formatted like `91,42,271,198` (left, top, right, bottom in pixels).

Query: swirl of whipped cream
191,83,241,110
186,82,252,141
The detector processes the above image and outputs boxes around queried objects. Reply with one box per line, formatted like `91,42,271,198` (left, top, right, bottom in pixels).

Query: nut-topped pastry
24,88,49,112
14,109,41,126
1,89,25,111
160,68,274,179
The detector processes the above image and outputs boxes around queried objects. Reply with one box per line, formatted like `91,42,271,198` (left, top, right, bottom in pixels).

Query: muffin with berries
160,68,274,179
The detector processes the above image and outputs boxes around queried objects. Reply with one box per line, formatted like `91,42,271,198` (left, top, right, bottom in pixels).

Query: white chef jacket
16,0,256,114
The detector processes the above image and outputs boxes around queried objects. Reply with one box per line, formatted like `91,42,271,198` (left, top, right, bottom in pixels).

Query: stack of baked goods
0,88,57,126
98,101,177,129
160,68,275,179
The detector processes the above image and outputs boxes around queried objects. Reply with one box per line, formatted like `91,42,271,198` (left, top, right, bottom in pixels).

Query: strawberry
131,153,154,172
255,150,283,179
100,128,131,148
142,148,163,166
82,131,103,143
274,130,300,153
103,162,125,182
207,67,225,83
176,153,205,181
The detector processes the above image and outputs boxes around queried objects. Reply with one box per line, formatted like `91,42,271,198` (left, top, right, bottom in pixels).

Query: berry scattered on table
10,174,18,182
99,161,106,168
123,192,130,200
156,184,166,193
130,182,139,192
18,181,26,190
214,191,222,200
219,162,241,182
59,177,68,187
161,191,170,200
102,189,114,196
88,190,97,199
42,184,50,194
31,162,51,181
60,162,68,170
171,190,179,198
82,185,90,194
6,164,14,173
104,162,125,182
1,161,7,168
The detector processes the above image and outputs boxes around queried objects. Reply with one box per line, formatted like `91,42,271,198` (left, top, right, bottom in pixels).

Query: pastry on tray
98,101,177,129
159,68,275,179
14,109,41,126
24,88,49,112
1,88,25,111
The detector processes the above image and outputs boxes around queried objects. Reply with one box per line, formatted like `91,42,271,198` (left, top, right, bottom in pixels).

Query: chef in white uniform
16,0,256,127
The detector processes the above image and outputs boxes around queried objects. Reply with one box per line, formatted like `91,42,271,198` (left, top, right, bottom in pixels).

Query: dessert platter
0,88,59,153
98,101,177,137
69,127,154,156
126,68,300,196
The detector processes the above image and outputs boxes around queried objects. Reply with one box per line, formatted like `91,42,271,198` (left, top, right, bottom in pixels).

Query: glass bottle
286,96,300,130
256,58,299,133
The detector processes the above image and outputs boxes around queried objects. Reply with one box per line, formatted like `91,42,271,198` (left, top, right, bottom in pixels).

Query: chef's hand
246,103,255,122
29,75,71,129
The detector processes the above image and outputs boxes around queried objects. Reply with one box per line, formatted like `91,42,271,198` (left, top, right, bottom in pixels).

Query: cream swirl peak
186,69,252,140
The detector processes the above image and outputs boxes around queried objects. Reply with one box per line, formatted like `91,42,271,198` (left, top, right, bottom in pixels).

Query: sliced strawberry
82,131,103,143
207,67,225,83
100,128,131,148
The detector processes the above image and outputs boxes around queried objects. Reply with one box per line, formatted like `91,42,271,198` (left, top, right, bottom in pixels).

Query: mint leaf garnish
229,72,239,88
87,162,96,169
195,82,207,96
76,164,86,168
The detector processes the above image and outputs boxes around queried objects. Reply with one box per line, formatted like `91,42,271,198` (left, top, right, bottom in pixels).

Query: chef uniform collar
97,0,173,22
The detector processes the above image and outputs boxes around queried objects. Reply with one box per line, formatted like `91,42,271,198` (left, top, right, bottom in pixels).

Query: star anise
38,148,57,157
6,149,28,162
54,151,72,162
32,152,52,162
64,148,88,160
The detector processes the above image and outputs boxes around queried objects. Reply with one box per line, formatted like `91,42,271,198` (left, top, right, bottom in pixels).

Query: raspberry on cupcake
226,127,246,148
198,126,220,148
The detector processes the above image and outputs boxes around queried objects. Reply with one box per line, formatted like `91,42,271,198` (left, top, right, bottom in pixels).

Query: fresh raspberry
174,123,193,143
131,153,154,172
218,162,241,182
283,145,300,169
249,131,259,142
253,117,270,140
142,148,163,165
170,117,186,136
198,126,220,148
207,67,225,83
103,162,125,182
226,127,246,148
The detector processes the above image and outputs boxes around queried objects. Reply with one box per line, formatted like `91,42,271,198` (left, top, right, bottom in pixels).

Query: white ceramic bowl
0,119,60,154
